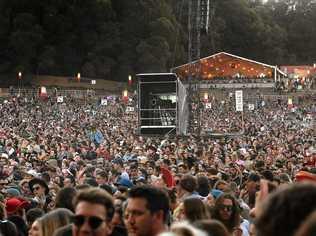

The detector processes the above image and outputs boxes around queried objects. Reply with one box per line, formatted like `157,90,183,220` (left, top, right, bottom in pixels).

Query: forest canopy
0,0,315,82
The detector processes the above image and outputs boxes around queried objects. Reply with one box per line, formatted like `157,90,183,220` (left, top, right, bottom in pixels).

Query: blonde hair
38,208,73,236
159,222,207,236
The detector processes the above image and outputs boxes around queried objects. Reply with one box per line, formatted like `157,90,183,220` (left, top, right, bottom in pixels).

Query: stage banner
57,96,64,103
235,90,243,111
101,99,108,106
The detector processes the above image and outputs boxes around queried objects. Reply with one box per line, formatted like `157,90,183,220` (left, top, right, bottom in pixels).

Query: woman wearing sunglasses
212,193,243,236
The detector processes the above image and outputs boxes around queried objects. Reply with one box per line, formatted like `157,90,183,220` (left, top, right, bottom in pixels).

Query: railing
9,88,97,98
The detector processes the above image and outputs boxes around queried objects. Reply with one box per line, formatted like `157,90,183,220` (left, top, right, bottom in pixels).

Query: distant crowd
0,92,315,236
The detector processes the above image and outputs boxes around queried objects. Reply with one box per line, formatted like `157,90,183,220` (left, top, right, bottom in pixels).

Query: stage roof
171,52,285,80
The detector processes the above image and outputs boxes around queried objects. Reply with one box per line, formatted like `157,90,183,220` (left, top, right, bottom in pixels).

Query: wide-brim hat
28,178,49,195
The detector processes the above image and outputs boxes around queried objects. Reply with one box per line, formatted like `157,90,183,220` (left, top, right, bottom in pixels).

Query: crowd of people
0,90,315,236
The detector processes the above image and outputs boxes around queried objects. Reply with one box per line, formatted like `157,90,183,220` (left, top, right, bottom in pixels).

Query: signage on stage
235,90,243,111
101,99,107,105
57,96,64,103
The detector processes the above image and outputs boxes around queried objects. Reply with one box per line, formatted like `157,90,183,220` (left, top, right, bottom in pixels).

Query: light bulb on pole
203,92,208,103
123,89,128,103
128,75,132,86
77,73,81,82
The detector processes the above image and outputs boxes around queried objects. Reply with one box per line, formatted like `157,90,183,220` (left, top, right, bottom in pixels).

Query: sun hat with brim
5,197,30,214
28,178,49,195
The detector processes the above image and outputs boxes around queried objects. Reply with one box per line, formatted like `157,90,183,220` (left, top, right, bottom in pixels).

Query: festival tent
280,65,316,79
171,52,286,80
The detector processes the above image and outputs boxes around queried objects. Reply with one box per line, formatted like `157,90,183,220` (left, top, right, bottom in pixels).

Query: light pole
18,72,22,95
77,73,81,82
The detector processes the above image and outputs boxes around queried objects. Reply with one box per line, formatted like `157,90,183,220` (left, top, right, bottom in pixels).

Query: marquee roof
171,52,286,80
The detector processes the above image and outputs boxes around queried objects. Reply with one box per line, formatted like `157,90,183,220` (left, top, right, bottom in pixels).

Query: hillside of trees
0,0,315,83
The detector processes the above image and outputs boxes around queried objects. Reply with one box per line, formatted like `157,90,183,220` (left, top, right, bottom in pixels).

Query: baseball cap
6,197,29,214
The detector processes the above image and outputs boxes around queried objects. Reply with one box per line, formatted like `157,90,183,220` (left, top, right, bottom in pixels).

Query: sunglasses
72,215,105,230
219,204,233,212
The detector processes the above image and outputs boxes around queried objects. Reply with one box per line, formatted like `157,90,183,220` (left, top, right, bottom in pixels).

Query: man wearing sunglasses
72,187,115,236
124,185,170,236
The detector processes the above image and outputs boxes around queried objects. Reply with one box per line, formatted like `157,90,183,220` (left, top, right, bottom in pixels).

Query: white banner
248,104,255,111
235,90,243,111
126,106,135,112
57,96,64,103
101,99,107,106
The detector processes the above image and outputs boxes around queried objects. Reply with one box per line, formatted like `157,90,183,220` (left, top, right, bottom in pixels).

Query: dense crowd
0,91,315,236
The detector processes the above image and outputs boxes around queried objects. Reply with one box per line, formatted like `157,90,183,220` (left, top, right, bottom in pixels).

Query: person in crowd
181,198,210,223
212,193,242,236
0,220,19,236
0,89,314,236
176,174,200,202
255,183,316,236
294,210,316,236
96,171,109,186
29,219,42,236
159,221,207,236
124,185,170,236
194,219,230,236
26,208,45,230
36,208,73,236
28,178,52,211
71,187,115,236
54,187,77,212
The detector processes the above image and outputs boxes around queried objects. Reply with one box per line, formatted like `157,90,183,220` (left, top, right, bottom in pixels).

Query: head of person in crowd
177,174,198,200
0,220,19,236
278,173,292,185
72,187,114,236
295,170,316,183
213,180,228,192
26,207,45,229
83,177,98,187
194,219,230,236
177,163,188,175
181,198,210,223
95,170,108,186
32,208,73,236
245,172,261,209
7,214,28,236
260,169,274,182
63,176,76,188
294,210,316,236
212,193,241,234
159,221,207,236
5,197,29,218
124,185,170,236
196,175,210,197
19,179,31,196
246,173,261,193
255,183,316,236
29,178,49,198
54,187,77,212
